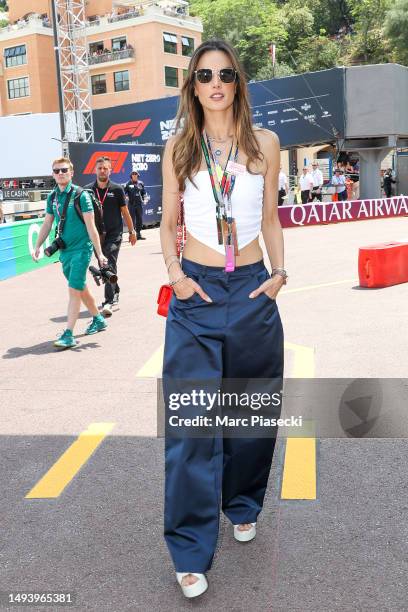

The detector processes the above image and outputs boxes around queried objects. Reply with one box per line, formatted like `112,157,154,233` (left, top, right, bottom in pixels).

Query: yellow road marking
281,341,316,499
284,342,315,378
281,435,316,500
136,345,164,377
280,278,356,295
136,341,315,379
138,320,318,502
25,423,115,499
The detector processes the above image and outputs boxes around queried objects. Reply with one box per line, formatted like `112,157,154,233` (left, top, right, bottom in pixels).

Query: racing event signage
279,197,408,228
69,142,163,225
93,68,345,148
0,218,58,281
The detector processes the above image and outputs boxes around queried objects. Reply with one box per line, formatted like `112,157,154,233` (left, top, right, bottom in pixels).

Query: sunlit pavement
1,217,408,610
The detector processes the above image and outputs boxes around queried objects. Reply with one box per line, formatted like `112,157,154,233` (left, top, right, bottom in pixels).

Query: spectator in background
278,165,288,206
383,168,396,198
310,161,324,202
299,166,314,204
124,171,146,239
332,168,347,201
345,161,354,174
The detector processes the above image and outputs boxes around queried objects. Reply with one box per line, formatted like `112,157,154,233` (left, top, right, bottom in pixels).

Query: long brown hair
172,39,263,190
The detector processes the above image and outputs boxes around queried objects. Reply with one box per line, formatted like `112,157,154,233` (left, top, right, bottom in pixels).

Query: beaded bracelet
272,268,288,284
169,274,187,287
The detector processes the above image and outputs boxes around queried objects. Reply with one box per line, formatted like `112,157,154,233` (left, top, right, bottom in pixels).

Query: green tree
280,0,315,59
255,61,295,81
190,0,287,80
0,0,8,11
384,0,408,65
295,34,340,72
304,0,351,36
348,0,391,63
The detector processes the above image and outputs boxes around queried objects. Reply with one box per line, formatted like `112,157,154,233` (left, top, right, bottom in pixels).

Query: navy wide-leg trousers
163,257,284,573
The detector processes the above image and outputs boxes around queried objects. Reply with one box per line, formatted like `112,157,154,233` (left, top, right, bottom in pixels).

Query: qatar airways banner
279,197,408,228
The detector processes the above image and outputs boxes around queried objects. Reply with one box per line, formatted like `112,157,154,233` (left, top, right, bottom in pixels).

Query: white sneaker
101,302,113,317
176,573,208,598
233,522,257,542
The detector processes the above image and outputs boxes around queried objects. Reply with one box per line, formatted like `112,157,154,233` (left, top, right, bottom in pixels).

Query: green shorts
60,249,92,291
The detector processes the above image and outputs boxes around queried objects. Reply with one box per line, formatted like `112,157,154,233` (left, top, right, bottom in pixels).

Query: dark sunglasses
53,167,70,174
194,68,237,84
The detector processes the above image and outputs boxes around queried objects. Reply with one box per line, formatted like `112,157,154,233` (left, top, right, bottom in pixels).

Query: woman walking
160,39,286,599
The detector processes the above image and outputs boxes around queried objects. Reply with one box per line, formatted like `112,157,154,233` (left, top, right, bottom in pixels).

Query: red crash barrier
358,242,408,288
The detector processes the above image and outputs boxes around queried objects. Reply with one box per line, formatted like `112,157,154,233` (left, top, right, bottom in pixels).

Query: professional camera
44,235,66,257
89,265,118,286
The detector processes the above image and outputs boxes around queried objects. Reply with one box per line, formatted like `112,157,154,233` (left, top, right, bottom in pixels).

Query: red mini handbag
157,195,186,318
157,284,173,317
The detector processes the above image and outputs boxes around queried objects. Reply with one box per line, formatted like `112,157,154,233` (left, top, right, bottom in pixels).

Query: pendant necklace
207,134,233,158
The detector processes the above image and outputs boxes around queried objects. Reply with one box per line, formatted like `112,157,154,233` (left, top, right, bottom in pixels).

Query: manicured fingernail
206,297,213,302
249,293,254,298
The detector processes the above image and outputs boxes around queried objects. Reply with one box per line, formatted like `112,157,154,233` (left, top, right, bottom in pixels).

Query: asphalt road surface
1,216,408,611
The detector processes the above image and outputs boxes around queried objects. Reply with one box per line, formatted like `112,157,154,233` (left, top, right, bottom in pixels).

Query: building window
165,66,178,88
181,36,194,57
182,68,188,82
163,32,177,54
112,36,127,51
89,41,105,56
7,77,29,99
91,74,107,95
114,70,129,92
4,45,27,68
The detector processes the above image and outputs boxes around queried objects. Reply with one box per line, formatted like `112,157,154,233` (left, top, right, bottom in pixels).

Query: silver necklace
208,135,233,157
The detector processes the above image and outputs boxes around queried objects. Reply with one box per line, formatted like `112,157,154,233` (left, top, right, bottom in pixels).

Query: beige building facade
0,1,202,117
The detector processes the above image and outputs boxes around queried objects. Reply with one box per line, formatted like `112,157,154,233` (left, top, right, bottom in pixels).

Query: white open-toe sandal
176,573,208,598
233,522,257,542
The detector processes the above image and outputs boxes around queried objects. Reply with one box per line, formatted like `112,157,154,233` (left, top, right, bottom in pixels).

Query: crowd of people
277,157,397,205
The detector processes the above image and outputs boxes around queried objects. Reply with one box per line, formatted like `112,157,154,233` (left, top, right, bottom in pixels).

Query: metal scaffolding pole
53,0,94,146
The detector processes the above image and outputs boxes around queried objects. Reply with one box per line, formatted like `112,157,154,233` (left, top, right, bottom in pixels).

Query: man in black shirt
124,171,146,240
85,156,136,317
383,168,396,198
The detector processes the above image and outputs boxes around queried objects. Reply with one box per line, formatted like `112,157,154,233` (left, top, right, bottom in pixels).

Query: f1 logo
101,119,151,142
83,151,128,174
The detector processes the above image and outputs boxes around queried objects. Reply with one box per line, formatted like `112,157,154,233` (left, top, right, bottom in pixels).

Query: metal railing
88,47,135,65
0,15,52,34
108,11,141,24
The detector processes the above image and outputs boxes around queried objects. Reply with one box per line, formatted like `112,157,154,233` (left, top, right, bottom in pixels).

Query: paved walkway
1,218,408,610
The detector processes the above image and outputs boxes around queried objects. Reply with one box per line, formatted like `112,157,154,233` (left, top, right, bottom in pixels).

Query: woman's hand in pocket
249,274,284,300
174,276,213,302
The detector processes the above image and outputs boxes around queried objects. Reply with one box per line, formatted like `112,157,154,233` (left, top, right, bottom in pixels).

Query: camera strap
53,187,74,237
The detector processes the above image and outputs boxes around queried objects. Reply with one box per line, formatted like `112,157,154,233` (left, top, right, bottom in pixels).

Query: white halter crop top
183,170,265,254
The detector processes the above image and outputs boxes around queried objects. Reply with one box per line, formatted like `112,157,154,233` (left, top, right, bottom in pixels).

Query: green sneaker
54,329,77,349
85,315,107,335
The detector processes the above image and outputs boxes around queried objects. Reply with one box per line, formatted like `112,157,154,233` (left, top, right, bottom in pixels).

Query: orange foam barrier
358,242,408,288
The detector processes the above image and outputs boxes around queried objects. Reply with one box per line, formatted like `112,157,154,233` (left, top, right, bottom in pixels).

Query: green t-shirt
46,181,94,253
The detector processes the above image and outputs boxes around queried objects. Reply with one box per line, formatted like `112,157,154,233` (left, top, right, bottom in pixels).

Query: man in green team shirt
32,157,108,349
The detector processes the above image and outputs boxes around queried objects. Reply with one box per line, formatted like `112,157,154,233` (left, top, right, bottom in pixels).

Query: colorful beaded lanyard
201,130,239,271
